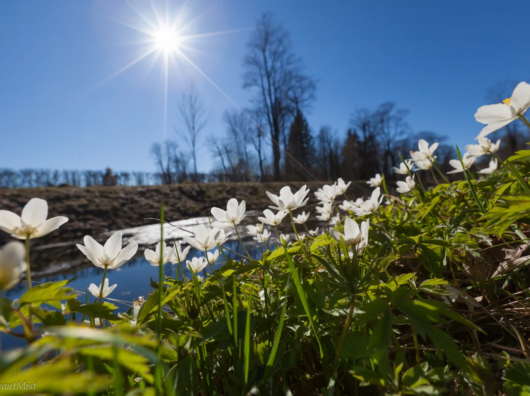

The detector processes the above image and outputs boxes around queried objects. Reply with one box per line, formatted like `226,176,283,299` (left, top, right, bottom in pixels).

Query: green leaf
80,346,154,384
19,280,76,306
67,300,120,321
0,358,112,395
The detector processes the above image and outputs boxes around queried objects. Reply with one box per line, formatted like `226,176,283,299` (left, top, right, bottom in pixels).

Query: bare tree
374,102,411,178
151,140,190,185
243,12,316,181
174,85,208,181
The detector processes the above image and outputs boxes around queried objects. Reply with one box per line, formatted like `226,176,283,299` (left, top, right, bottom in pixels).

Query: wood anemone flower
475,81,530,138
77,232,138,270
88,278,117,299
0,198,68,239
266,185,310,211
211,198,246,228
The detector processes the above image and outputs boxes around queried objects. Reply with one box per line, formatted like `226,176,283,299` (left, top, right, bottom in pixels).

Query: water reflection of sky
2,239,265,350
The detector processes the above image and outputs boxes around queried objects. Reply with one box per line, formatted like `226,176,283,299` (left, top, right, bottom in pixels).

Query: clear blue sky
1,0,529,173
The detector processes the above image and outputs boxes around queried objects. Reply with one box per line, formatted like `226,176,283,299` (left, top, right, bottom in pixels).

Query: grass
2,145,530,395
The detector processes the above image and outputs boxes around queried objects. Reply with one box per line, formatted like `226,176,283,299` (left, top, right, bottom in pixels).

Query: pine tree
341,129,360,180
285,109,315,180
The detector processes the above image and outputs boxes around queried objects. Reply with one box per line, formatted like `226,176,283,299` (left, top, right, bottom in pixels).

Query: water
1,215,285,350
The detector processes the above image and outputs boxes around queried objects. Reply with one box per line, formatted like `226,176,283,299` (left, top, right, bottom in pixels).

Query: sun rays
92,1,249,139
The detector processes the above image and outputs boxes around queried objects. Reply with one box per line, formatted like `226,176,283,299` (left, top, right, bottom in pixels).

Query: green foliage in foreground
3,150,530,395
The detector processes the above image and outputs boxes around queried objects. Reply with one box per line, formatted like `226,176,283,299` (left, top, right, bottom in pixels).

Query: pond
2,212,315,350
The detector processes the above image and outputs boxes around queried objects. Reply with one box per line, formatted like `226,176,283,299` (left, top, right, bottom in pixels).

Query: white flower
207,250,219,263
465,137,494,158
266,185,310,211
77,232,138,270
293,211,310,225
170,243,190,264
186,257,208,273
247,224,263,236
393,160,414,175
367,174,382,187
396,176,415,194
88,278,117,299
330,213,341,226
336,178,351,195
315,202,332,215
0,242,26,290
279,234,290,244
475,82,530,138
144,242,173,266
258,209,288,226
414,159,433,171
254,229,271,243
314,184,339,203
330,217,369,251
298,233,306,241
309,227,320,236
447,153,476,174
316,212,331,221
478,158,498,175
211,198,246,228
490,139,501,154
182,225,230,252
352,188,383,216
130,297,144,326
0,198,68,239
410,139,439,161
339,198,363,212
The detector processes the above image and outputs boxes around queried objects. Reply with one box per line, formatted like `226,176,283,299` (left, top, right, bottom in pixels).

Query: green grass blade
232,276,238,350
244,292,252,386
284,248,323,358
456,146,486,214
261,274,291,386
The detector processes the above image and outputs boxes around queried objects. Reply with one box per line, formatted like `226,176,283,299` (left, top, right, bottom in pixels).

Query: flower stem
433,158,450,183
288,210,312,262
233,222,251,259
519,114,530,131
24,235,32,290
430,168,439,185
98,265,108,304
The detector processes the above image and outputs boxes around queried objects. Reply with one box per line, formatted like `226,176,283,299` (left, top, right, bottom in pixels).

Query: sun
153,26,180,53
93,2,249,139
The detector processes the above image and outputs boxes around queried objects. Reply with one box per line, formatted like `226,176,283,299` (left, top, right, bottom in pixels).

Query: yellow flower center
503,98,511,106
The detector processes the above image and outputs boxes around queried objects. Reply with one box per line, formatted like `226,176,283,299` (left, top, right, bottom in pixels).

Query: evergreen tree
285,109,315,180
341,129,360,180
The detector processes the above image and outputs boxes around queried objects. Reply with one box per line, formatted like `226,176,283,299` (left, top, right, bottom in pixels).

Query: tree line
0,169,156,189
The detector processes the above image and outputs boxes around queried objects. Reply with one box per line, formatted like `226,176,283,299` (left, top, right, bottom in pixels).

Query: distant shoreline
0,181,371,265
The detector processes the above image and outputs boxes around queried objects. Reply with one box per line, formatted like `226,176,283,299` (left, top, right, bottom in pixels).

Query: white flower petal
84,235,105,261
510,82,530,114
112,241,138,269
104,232,122,259
32,216,68,238
21,198,48,226
0,210,21,234
211,207,227,222
474,103,514,125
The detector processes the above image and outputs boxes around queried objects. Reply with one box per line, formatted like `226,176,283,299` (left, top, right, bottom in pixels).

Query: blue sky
0,0,529,174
